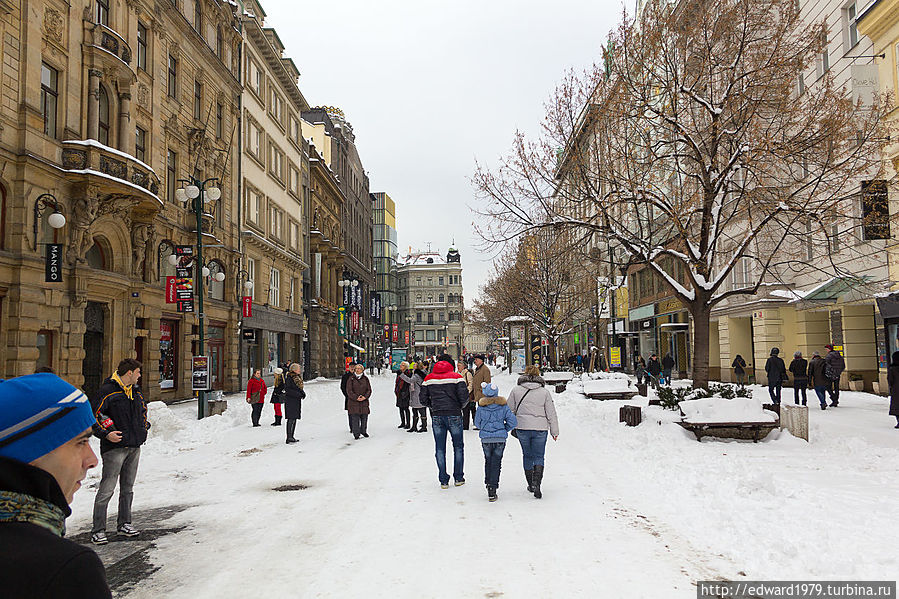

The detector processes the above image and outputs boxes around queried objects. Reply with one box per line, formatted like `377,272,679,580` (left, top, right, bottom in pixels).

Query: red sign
345,357,353,372
351,311,360,333
165,277,177,303
392,324,398,343
160,321,172,342
404,330,409,345
242,296,253,318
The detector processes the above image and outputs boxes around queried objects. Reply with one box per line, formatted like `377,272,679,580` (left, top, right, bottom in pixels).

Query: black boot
286,420,298,444
271,415,282,426
398,408,407,428
532,465,544,499
487,486,497,502
408,412,419,432
524,469,535,493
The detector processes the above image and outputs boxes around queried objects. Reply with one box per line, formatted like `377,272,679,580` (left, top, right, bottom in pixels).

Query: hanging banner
242,296,252,318
370,295,378,319
404,330,410,345
610,347,622,369
313,253,322,300
165,277,177,303
192,356,210,391
45,243,62,282
338,306,347,335
177,299,194,313
392,324,398,343
175,277,193,301
531,334,542,366
351,310,360,333
383,324,390,340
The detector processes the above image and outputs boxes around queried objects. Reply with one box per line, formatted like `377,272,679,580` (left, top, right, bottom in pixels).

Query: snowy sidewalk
67,370,899,597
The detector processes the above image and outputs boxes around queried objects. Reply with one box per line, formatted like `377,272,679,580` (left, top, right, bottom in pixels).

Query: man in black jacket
340,361,357,433
90,358,148,545
0,373,112,598
420,355,469,488
824,344,846,407
661,353,675,385
764,347,787,405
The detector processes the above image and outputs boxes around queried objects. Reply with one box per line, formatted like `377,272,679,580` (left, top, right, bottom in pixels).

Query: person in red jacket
246,369,267,427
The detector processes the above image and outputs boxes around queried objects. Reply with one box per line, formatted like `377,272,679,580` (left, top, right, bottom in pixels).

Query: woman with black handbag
283,363,306,444
506,365,559,499
270,365,286,426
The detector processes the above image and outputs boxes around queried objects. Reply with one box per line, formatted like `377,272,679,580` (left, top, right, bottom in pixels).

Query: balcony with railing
61,139,161,210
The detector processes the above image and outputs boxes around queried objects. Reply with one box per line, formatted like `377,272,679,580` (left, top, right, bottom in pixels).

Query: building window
416,312,422,323
290,115,301,145
438,276,444,285
216,27,224,59
96,0,109,25
290,277,297,311
159,320,178,390
193,80,202,120
40,63,58,138
288,165,300,197
246,187,261,226
247,258,256,300
269,143,284,181
819,33,830,76
269,206,283,240
847,3,859,48
270,89,283,124
862,180,890,240
438,293,444,303
36,330,53,371
806,219,814,261
248,59,262,96
428,312,434,324
207,261,224,300
98,86,110,145
166,150,177,202
439,312,445,322
427,294,433,304
247,119,263,159
269,267,280,307
137,22,148,70
135,126,147,162
289,220,300,251
426,329,436,342
194,0,202,33
216,102,223,139
168,55,178,98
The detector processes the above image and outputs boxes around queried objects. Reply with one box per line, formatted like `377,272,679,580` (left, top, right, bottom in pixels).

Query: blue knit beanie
0,374,96,463
481,382,499,397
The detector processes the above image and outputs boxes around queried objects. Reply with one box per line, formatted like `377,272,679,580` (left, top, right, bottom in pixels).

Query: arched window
85,237,108,270
207,260,224,300
98,86,110,145
427,294,433,304
438,293,444,303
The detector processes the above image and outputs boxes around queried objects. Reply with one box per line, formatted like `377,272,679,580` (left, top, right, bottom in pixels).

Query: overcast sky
262,0,624,296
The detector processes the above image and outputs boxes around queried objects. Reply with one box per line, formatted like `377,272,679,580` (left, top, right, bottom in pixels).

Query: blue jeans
814,386,828,407
482,441,506,488
432,415,464,484
662,369,672,385
516,429,548,470
768,384,782,404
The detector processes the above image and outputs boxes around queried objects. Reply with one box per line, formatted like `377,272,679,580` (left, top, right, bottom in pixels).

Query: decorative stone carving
121,47,131,64
62,149,87,170
131,223,154,280
132,169,148,188
43,8,64,42
68,196,99,265
99,155,127,180
101,32,119,55
137,83,150,109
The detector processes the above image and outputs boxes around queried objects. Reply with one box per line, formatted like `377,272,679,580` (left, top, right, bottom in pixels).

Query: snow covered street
67,368,899,598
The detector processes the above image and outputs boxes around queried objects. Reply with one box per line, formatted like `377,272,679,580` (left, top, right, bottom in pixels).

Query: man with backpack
824,344,845,407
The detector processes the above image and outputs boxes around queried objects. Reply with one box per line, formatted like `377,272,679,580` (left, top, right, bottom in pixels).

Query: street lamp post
175,177,221,419
337,276,359,362
33,193,67,250
235,269,254,390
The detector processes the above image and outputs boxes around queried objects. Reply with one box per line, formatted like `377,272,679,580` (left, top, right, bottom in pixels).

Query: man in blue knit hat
0,372,112,598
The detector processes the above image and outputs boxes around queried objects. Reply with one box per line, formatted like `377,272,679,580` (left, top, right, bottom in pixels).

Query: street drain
273,484,309,492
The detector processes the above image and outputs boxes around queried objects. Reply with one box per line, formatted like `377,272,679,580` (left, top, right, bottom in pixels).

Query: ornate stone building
0,0,243,401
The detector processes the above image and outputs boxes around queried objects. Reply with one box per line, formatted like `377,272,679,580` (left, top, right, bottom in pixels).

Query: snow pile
679,398,777,424
582,378,632,394
582,371,630,381
144,399,247,455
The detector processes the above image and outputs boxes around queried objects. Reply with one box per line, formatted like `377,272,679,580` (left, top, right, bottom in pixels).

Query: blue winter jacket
474,396,517,442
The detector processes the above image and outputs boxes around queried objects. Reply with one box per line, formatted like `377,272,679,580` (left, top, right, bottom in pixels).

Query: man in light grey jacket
506,365,559,499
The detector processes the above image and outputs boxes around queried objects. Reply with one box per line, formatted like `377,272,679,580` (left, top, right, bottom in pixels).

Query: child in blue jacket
473,382,517,502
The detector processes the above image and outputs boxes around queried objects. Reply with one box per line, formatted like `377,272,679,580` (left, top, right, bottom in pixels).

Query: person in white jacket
506,365,559,499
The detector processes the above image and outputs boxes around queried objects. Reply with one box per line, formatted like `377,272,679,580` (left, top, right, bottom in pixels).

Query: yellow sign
657,297,683,314
610,347,621,368
615,287,629,318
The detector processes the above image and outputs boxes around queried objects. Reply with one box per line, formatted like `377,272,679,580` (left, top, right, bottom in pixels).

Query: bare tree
473,0,889,388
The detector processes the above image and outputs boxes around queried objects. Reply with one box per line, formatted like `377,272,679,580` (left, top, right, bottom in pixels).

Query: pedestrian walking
420,356,469,488
764,348,787,405
458,360,475,429
270,366,285,426
646,354,662,390
824,344,846,407
283,363,305,444
401,362,428,433
473,382,517,502
395,362,411,429
468,354,491,430
507,365,559,499
808,351,829,410
661,353,675,385
347,364,372,440
0,373,112,598
887,351,899,428
732,354,747,387
788,351,808,406
90,358,148,545
634,354,646,385
245,369,267,427
340,361,356,433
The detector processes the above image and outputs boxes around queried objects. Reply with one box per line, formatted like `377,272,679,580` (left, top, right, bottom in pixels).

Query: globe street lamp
33,193,66,250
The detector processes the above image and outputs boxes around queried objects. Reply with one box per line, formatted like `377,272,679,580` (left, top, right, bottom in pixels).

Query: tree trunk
690,302,712,390
547,337,558,369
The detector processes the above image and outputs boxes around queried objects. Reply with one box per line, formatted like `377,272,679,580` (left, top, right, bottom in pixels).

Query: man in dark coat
0,373,112,598
808,351,829,410
646,354,662,390
824,344,846,407
283,363,305,444
661,353,675,385
764,348,787,404
90,358,148,545
788,351,809,406
340,361,356,433
420,357,469,488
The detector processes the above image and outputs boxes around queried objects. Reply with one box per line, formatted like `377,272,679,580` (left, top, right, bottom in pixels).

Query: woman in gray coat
507,365,559,499
400,362,428,433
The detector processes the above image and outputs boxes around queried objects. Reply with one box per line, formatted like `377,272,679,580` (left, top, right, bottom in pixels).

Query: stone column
118,91,132,152
87,69,102,140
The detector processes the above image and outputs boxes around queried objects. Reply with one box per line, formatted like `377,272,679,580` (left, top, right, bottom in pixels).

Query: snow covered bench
581,378,638,401
543,371,575,392
677,398,778,443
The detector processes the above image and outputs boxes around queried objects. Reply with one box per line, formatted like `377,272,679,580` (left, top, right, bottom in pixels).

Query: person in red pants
271,366,285,425
246,370,267,427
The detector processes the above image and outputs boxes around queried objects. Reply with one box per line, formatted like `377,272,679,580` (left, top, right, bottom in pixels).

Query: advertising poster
610,347,622,369
512,349,527,373
192,356,210,391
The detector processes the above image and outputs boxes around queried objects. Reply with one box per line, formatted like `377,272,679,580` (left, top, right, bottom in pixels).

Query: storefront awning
799,276,872,303
876,292,899,320
343,340,366,352
659,322,689,329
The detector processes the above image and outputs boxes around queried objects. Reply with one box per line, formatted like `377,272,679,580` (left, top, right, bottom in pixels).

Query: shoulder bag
510,388,533,439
